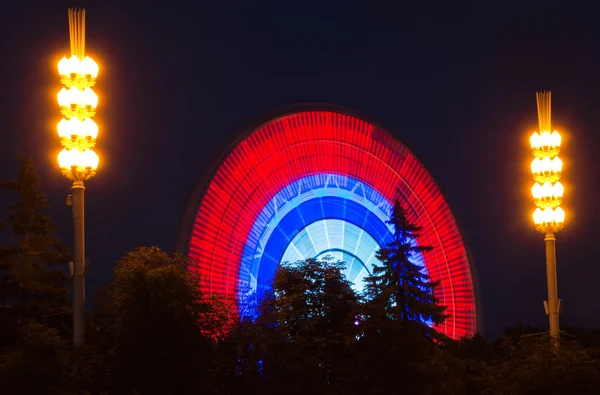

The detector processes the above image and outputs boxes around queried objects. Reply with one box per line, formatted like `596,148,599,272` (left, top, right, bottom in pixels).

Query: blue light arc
282,219,382,293
238,174,392,296
238,173,427,310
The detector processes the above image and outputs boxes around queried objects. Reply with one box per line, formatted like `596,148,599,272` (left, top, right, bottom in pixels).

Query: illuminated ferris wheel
178,108,478,339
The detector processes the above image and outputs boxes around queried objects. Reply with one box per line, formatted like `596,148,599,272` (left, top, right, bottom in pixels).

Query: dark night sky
1,1,598,338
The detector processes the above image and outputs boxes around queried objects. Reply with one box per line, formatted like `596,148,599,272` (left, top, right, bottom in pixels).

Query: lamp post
529,91,565,345
56,8,99,348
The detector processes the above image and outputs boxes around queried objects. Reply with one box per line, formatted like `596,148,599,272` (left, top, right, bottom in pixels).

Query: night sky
1,1,598,338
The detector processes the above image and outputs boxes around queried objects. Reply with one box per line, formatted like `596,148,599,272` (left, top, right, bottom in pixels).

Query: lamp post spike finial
68,8,86,59
536,90,551,133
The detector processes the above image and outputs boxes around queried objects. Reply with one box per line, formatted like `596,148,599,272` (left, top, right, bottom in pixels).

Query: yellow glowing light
80,56,99,78
57,55,80,77
57,117,98,140
82,149,99,169
530,130,561,159
529,130,561,149
541,156,552,174
57,87,71,107
57,148,71,169
58,55,99,79
532,183,543,200
532,181,564,202
541,181,553,199
551,131,561,148
57,118,75,138
57,86,98,109
58,56,71,76
57,9,101,185
67,55,80,75
530,132,541,149
543,207,554,223
533,207,565,226
81,87,98,109
540,131,552,147
552,181,564,199
533,207,544,225
57,87,80,108
531,156,562,184
82,118,98,139
551,156,562,174
58,148,99,171
554,207,565,224
531,157,542,174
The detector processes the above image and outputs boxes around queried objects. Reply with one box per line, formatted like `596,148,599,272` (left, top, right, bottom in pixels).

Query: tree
0,322,72,395
239,257,361,394
485,335,600,394
364,199,448,338
90,246,220,394
0,153,70,346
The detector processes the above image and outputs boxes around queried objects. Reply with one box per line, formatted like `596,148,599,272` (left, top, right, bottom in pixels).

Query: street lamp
529,91,564,344
56,8,100,348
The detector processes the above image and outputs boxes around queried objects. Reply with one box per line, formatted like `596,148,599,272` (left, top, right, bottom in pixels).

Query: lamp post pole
544,231,559,339
56,8,100,348
72,181,86,346
529,90,565,346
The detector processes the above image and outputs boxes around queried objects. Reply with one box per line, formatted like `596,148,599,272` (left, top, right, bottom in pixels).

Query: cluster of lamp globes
530,130,565,233
56,55,100,181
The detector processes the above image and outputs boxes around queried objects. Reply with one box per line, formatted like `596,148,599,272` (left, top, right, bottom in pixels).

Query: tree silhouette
0,153,70,345
235,257,360,394
90,246,218,394
364,199,448,338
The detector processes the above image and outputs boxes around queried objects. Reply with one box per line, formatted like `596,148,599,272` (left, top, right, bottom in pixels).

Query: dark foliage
485,335,600,394
87,246,224,394
226,257,360,394
0,153,71,349
0,322,72,395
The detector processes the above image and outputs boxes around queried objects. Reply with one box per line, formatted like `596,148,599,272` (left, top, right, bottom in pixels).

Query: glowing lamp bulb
82,118,98,139
530,132,541,149
57,118,70,138
58,148,77,169
81,88,98,108
58,87,84,108
541,181,553,199
551,131,561,148
57,88,70,107
532,183,543,199
554,207,565,225
551,156,563,174
542,207,554,223
553,181,564,199
81,149,99,170
533,208,544,225
57,118,82,138
531,157,542,175
58,56,70,76
57,148,99,171
540,131,552,147
58,55,81,76
67,55,81,75
81,56,99,78
541,156,552,175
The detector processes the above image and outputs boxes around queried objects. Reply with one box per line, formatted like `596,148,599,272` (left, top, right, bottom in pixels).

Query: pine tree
364,199,448,338
0,153,71,343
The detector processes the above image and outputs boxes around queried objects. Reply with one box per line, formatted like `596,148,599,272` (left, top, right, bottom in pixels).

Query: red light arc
185,109,478,339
